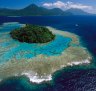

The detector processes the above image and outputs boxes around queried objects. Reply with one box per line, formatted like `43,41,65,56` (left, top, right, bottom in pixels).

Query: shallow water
0,23,71,64
0,16,96,91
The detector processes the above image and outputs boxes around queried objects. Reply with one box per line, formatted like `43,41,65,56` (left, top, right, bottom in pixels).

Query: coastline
22,58,91,84
0,58,91,84
0,25,92,84
22,72,52,84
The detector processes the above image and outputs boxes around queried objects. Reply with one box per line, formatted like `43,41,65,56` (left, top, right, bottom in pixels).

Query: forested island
10,24,55,43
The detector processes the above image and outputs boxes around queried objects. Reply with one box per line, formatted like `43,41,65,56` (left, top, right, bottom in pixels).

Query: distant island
0,4,91,16
10,24,55,43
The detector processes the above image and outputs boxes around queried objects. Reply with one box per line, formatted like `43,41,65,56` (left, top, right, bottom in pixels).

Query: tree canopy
10,24,55,43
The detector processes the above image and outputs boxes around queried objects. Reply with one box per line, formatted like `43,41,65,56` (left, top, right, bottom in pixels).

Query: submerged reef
0,23,92,84
10,24,55,43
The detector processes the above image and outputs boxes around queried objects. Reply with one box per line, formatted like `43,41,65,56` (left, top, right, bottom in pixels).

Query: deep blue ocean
0,16,96,91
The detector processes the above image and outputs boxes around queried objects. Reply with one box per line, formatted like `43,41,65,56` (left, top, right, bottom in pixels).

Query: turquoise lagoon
0,22,71,64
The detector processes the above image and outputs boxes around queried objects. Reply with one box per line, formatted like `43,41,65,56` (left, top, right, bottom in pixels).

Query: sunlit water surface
0,16,96,91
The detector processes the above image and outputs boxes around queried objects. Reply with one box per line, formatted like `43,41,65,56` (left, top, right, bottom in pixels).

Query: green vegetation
0,4,73,16
10,24,55,43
